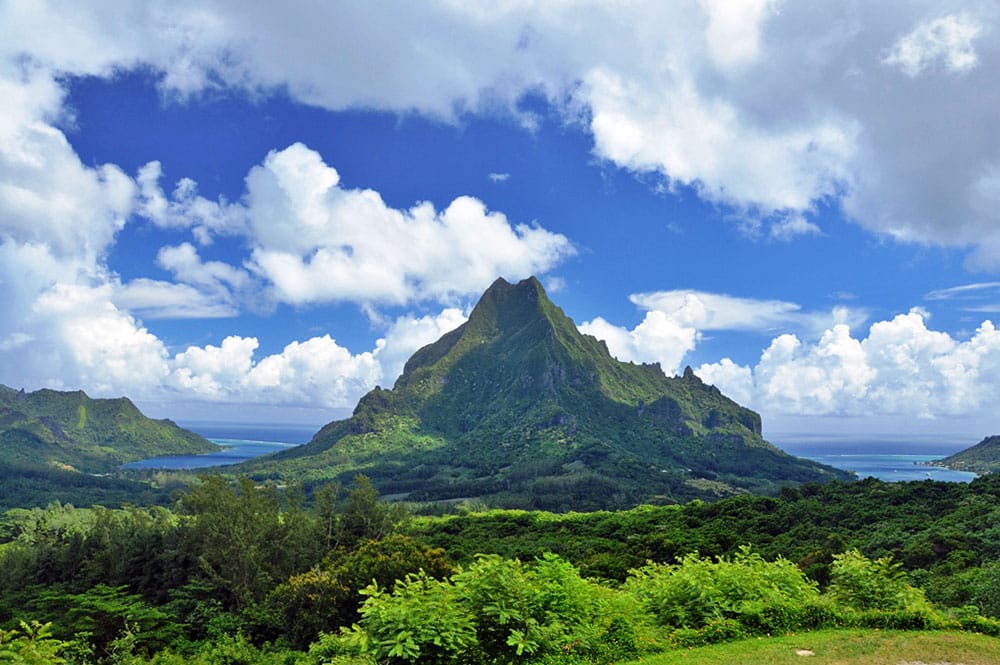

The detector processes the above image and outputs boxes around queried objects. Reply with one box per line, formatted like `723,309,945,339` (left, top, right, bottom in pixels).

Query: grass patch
626,629,1000,664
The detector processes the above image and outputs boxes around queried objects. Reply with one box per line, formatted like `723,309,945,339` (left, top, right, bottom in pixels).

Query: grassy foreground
627,630,1000,665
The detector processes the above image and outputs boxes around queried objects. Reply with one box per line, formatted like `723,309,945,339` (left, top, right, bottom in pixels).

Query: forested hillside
937,434,1000,474
0,385,216,473
2,474,1000,663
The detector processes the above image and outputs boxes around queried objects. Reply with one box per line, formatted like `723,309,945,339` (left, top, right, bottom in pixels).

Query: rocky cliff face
244,277,851,509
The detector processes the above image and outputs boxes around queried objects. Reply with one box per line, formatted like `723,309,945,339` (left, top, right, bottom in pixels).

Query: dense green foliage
240,277,848,509
405,474,1000,612
0,475,441,661
827,549,933,612
937,434,1000,474
0,385,217,479
2,473,1000,662
330,553,634,664
327,549,998,664
0,620,70,664
0,462,176,512
265,534,453,649
626,547,820,630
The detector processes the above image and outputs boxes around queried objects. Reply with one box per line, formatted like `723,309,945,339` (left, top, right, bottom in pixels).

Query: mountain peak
399,276,565,381
483,275,545,296
466,276,552,332
247,276,852,509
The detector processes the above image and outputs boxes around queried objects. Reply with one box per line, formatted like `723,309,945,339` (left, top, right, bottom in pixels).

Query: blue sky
2,2,1000,441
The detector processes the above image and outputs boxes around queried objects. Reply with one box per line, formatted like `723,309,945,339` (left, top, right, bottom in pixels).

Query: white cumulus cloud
242,143,574,307
171,335,382,407
375,308,470,385
699,0,778,71
884,14,983,77
113,279,238,320
770,214,823,242
0,65,134,263
582,289,868,377
113,243,252,320
585,67,858,216
32,283,171,396
579,312,698,376
694,357,754,406
631,290,864,335
137,162,247,243
698,311,1000,420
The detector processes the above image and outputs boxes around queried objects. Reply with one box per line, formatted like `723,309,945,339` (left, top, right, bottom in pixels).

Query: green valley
0,386,217,510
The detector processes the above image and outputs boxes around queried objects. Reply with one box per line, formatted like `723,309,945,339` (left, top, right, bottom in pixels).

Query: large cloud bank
7,1,998,255
2,1,1000,420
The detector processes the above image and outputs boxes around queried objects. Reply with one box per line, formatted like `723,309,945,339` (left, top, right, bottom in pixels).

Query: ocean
123,424,981,483
775,435,979,483
120,422,317,470
792,453,976,483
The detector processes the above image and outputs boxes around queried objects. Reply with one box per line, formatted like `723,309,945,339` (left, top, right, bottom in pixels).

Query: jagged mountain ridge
243,277,851,509
0,385,217,473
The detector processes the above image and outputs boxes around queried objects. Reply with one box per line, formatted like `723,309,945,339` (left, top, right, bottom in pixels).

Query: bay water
775,435,979,483
120,422,317,470
124,424,981,483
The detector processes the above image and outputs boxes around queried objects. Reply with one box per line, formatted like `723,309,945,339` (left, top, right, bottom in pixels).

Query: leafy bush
266,535,452,649
625,546,819,632
454,553,601,661
848,609,942,630
265,568,351,651
667,618,746,648
955,613,1000,637
344,553,636,664
346,571,477,664
829,549,933,613
957,561,1000,618
0,620,69,664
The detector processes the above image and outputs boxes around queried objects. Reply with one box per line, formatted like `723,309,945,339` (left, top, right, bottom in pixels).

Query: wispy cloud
113,279,238,320
925,282,1000,313
925,282,1000,300
630,290,867,336
488,172,510,183
769,214,822,242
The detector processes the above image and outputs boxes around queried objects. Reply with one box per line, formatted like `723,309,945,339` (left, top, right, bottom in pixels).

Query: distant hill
0,385,217,473
935,435,1000,475
241,277,851,509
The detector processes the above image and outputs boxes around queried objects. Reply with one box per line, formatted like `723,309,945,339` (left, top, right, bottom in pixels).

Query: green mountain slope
935,435,1000,475
242,277,851,509
0,385,217,473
